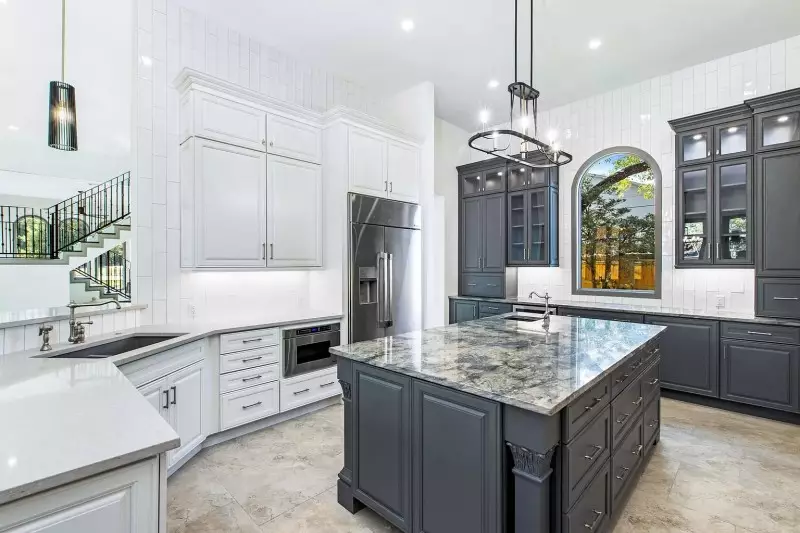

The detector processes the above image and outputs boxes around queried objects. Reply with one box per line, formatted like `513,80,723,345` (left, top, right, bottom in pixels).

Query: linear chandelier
468,0,571,168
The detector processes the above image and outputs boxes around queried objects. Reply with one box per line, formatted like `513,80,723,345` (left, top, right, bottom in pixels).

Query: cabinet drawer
280,370,341,412
611,378,643,449
611,418,644,512
460,274,505,298
219,363,279,394
611,349,649,398
757,279,800,319
559,307,644,323
643,394,661,448
563,406,610,511
220,345,280,374
563,377,611,442
563,463,609,533
220,382,280,430
641,359,661,403
220,328,279,354
722,320,800,345
478,301,513,315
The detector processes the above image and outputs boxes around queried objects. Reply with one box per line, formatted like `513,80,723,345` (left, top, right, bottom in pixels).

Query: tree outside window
573,148,661,297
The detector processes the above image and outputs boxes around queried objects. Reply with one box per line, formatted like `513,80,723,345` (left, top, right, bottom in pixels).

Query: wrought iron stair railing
73,246,131,301
0,206,51,258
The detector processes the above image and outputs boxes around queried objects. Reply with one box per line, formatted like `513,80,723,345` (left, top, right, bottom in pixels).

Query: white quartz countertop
0,309,343,505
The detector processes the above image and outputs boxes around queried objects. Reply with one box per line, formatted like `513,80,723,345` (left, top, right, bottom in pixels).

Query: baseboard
662,389,800,425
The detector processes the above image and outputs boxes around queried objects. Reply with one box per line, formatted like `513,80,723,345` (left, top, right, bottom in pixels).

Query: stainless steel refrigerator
349,193,422,342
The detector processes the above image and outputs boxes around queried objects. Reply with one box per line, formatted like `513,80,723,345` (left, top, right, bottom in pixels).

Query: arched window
572,147,661,298
59,217,89,251
15,215,50,258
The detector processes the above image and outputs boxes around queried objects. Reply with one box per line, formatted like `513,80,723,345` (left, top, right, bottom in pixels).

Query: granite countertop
449,295,800,327
0,309,343,505
332,314,665,416
0,304,148,329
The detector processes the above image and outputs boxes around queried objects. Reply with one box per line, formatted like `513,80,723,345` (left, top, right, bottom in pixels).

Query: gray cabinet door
677,127,713,166
452,300,478,323
644,316,719,397
353,364,411,531
720,339,800,412
755,147,800,277
412,380,501,533
482,193,506,272
507,191,528,265
461,197,483,273
676,165,714,266
713,157,753,266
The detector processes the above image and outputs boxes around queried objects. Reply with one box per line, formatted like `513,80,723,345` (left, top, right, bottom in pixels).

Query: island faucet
528,290,552,324
67,301,122,344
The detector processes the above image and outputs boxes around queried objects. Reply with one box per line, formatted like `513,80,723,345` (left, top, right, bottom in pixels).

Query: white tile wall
516,34,800,314
135,0,382,325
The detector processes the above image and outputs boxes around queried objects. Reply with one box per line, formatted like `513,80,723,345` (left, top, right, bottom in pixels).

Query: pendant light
48,0,78,151
468,0,571,168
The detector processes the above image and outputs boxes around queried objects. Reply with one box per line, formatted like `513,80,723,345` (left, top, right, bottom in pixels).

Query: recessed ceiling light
727,126,739,133
488,79,499,89
777,115,790,123
692,134,703,141
7,125,19,131
588,39,602,50
140,55,152,66
401,19,415,32
479,109,490,124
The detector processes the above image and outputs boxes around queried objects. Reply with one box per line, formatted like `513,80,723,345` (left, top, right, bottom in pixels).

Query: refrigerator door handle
377,252,386,327
386,253,394,327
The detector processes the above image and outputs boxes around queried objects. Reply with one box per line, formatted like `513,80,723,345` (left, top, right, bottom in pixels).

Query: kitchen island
332,313,666,533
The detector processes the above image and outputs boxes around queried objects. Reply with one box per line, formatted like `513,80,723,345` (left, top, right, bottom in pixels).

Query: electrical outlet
716,295,726,309
188,303,196,319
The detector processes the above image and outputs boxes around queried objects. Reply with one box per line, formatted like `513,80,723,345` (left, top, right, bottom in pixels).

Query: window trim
571,146,662,299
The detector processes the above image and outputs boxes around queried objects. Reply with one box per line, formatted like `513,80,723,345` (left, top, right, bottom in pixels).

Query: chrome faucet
67,301,122,344
528,290,552,325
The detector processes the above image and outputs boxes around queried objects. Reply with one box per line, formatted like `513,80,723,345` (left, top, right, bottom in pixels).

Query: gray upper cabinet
720,339,799,412
677,127,714,167
714,119,753,160
676,165,714,266
713,157,752,266
644,316,719,398
461,197,483,273
748,89,800,152
412,380,501,533
507,187,558,267
507,163,556,191
460,193,507,274
460,167,507,197
755,147,800,278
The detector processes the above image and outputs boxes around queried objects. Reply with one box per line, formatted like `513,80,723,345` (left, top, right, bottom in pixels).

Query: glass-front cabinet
714,158,752,265
460,167,507,197
756,108,800,151
677,165,713,265
507,164,554,191
528,189,547,263
714,119,753,160
507,192,526,263
506,188,558,266
677,127,713,166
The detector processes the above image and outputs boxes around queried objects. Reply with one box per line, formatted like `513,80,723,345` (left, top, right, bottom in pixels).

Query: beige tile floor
167,398,800,532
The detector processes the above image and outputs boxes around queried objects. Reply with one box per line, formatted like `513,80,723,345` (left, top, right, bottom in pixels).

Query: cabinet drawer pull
647,378,660,386
648,419,659,428
773,297,799,301
632,396,643,407
486,306,499,311
467,283,477,286
615,413,631,425
583,397,604,411
650,347,660,356
746,331,773,336
615,466,631,480
162,390,169,409
320,381,336,388
241,356,263,363
242,401,262,410
614,373,630,384
584,510,603,531
242,338,263,344
293,388,310,395
242,375,263,383
583,444,603,461
632,444,643,456
170,386,177,405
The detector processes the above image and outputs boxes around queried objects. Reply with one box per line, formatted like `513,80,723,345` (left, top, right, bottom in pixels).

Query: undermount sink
50,334,185,359
503,315,542,323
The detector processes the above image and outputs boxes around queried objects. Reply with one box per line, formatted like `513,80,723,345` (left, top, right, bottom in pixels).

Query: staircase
70,246,132,304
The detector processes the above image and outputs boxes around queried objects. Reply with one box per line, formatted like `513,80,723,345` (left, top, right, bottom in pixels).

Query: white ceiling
182,0,800,131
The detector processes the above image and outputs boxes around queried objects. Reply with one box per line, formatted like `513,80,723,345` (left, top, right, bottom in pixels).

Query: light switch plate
716,295,726,309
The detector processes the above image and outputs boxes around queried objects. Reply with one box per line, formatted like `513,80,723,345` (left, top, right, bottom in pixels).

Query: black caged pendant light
48,0,78,151
468,0,571,168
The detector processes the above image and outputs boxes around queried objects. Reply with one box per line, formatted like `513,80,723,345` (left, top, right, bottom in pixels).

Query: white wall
134,0,385,325
0,265,69,311
509,35,800,313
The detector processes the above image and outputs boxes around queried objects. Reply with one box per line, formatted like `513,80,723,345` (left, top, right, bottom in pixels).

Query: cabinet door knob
269,139,274,147
262,139,266,146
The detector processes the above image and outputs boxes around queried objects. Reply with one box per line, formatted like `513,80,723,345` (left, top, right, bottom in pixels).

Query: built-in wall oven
283,323,341,378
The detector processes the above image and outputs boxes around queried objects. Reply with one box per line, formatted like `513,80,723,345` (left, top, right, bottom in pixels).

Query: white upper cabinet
387,139,420,203
183,137,267,268
181,91,266,152
266,113,322,164
267,155,323,267
347,125,420,203
349,127,388,197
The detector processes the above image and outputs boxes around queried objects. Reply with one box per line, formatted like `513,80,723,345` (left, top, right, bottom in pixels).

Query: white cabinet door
387,140,420,203
194,138,267,268
348,127,387,198
167,361,205,469
266,114,322,164
0,458,160,533
187,92,266,152
138,379,168,420
266,155,323,267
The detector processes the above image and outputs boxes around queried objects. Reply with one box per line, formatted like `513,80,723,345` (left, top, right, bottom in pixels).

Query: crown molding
323,105,423,146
